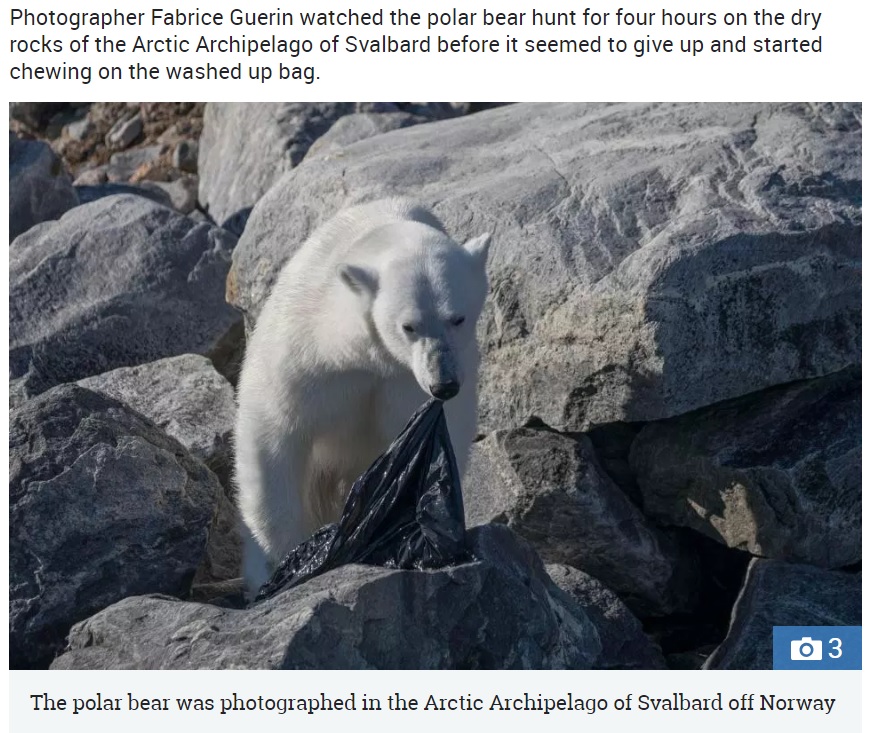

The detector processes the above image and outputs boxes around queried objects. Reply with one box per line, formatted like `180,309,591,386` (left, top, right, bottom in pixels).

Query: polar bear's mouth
430,381,460,400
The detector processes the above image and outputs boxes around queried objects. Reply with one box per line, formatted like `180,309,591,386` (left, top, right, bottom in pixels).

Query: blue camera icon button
773,626,861,670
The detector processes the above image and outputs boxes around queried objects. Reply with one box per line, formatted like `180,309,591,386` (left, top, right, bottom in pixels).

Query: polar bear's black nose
431,381,460,400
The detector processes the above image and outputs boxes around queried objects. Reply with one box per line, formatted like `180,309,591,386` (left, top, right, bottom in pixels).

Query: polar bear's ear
338,264,379,298
463,232,492,264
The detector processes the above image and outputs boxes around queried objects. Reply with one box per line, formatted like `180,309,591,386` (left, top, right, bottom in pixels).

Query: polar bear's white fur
234,198,491,592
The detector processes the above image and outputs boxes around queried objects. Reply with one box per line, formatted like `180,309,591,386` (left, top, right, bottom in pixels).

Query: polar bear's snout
430,381,460,400
413,338,463,400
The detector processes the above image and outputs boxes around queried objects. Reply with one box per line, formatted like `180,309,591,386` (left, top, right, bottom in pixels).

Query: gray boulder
704,559,860,669
630,368,860,568
546,564,666,669
78,354,236,489
9,134,78,240
75,181,173,208
52,525,603,670
306,111,426,160
464,427,697,615
198,102,354,225
230,102,861,431
105,113,142,150
140,176,199,214
10,385,225,669
105,144,164,182
9,195,241,403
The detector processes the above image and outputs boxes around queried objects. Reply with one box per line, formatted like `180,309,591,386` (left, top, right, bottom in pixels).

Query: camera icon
790,637,823,661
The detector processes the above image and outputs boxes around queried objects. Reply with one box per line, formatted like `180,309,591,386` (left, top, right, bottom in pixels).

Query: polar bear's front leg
236,428,311,595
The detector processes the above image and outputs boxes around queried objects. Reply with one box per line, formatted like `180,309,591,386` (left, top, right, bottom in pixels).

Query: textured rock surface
9,134,78,240
9,195,240,403
704,559,861,669
140,176,199,214
546,564,667,669
77,354,236,488
105,144,164,182
75,181,173,208
52,525,603,670
197,102,353,225
306,111,425,160
105,113,142,150
631,368,860,568
464,427,697,615
10,102,70,129
9,385,224,669
231,102,861,431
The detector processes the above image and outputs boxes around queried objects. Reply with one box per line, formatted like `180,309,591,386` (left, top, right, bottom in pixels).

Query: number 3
828,638,842,658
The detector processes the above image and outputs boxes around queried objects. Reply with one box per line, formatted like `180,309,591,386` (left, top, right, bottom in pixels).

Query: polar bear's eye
402,323,416,334
450,316,465,327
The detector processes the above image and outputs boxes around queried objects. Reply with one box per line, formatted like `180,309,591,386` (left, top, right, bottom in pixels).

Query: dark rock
546,564,666,669
704,559,861,669
10,385,224,669
9,195,241,403
75,182,172,208
10,102,71,129
52,525,603,670
9,134,78,240
173,139,199,173
630,368,860,568
464,427,698,615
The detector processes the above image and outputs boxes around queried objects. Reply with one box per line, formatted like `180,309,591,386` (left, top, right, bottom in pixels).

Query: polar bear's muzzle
414,340,461,400
430,381,460,400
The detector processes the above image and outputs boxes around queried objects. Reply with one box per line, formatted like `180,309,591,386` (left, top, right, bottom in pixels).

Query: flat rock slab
631,368,860,568
10,385,224,669
9,134,78,241
52,525,603,670
464,427,698,616
704,559,861,669
231,102,861,430
9,194,240,404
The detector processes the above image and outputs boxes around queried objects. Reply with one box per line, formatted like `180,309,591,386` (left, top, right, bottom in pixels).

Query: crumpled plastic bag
256,398,467,601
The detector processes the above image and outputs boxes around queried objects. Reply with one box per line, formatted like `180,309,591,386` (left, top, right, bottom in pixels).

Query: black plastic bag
255,398,467,601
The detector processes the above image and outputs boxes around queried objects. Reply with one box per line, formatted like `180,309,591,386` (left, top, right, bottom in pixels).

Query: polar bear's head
338,222,490,399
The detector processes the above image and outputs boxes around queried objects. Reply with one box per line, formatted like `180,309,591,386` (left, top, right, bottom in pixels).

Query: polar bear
234,198,491,593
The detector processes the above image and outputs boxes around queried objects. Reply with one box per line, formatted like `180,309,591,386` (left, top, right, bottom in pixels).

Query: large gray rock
546,564,667,669
52,525,603,670
9,134,78,240
630,368,860,568
9,195,241,403
306,111,426,160
77,354,236,489
704,559,860,669
10,385,225,669
198,103,353,225
464,427,697,615
231,102,861,431
75,181,173,208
